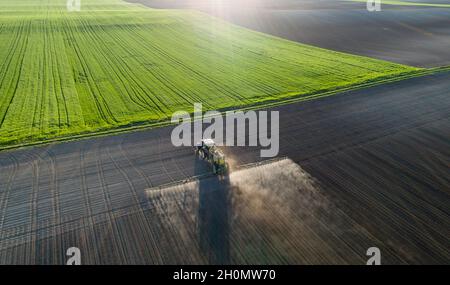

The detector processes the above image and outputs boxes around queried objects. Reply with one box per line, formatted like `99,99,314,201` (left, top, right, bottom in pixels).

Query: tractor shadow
195,155,231,265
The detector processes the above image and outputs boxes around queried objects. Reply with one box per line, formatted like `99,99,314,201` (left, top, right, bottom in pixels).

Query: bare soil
0,71,449,264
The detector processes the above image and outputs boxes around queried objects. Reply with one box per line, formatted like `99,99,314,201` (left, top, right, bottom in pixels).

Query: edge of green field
1,66,448,153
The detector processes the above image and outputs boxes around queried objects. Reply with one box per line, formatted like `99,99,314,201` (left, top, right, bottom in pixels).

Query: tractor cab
195,139,214,158
195,139,215,156
197,138,215,150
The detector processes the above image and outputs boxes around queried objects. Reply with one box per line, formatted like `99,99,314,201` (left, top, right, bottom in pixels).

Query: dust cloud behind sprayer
145,158,377,264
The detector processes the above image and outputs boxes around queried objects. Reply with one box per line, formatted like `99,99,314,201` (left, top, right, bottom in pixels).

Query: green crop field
0,0,419,146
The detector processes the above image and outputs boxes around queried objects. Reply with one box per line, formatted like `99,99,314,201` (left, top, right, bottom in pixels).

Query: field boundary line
1,66,449,153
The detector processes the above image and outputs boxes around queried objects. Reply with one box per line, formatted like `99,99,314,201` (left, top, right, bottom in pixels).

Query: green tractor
195,139,229,175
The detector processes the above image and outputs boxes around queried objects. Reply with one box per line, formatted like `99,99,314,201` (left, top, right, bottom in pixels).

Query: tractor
195,139,229,175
